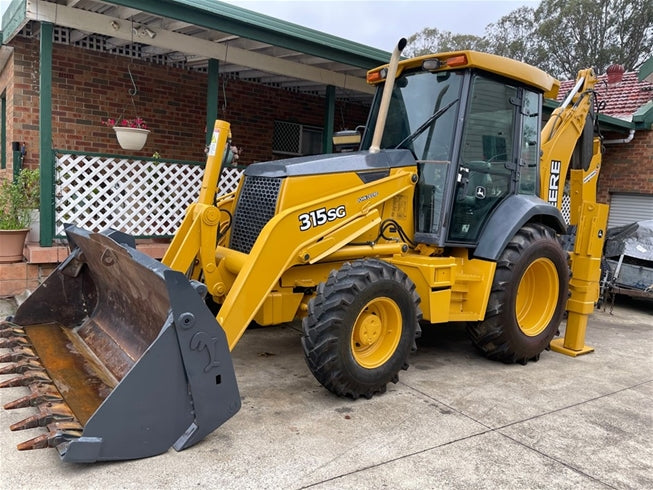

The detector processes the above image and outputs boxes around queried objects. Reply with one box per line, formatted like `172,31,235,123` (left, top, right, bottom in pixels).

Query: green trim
633,100,653,129
104,0,390,68
12,150,20,180
206,59,219,147
39,22,53,247
1,95,5,170
323,85,335,153
638,57,653,82
596,113,636,132
1,0,27,44
54,149,204,166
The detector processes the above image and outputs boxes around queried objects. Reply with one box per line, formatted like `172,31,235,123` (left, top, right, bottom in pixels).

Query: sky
0,0,539,53
220,0,540,52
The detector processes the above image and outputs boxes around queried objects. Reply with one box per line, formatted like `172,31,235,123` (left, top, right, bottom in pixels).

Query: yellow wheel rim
516,257,559,336
350,297,402,369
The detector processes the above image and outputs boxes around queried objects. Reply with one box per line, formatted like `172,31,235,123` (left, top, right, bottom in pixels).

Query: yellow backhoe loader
0,40,608,462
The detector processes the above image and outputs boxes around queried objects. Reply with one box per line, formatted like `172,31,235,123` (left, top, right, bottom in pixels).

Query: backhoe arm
539,69,609,356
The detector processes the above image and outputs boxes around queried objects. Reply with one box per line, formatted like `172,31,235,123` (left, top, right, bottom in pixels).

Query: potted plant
0,168,39,262
103,117,150,151
23,168,40,242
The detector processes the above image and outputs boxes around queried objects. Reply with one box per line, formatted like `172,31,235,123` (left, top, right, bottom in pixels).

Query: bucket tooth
0,348,37,363
4,390,63,410
16,433,51,450
0,360,43,375
17,425,82,451
0,370,52,388
0,336,31,349
0,326,26,338
9,402,75,431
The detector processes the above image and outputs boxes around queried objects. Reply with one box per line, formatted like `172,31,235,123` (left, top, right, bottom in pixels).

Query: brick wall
3,36,370,168
0,262,56,297
599,129,653,204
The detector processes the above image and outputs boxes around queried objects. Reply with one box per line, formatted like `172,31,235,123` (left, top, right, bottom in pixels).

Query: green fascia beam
638,56,653,83
633,100,653,129
103,0,390,68
1,0,27,43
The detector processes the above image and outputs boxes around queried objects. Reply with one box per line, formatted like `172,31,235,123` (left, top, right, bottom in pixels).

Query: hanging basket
113,127,150,151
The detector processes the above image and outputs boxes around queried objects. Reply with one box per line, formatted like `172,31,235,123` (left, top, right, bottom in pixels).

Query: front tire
467,224,569,364
301,259,421,399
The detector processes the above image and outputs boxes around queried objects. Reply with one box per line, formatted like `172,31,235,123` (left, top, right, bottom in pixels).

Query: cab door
447,74,531,244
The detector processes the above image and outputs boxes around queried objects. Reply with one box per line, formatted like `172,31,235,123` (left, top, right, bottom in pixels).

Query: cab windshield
362,70,463,161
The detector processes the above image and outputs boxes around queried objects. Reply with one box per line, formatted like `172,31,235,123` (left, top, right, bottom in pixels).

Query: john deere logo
475,186,486,199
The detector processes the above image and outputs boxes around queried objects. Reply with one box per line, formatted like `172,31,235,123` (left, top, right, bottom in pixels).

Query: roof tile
558,72,653,121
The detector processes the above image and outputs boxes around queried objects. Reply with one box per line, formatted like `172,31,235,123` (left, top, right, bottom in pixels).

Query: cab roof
369,51,561,99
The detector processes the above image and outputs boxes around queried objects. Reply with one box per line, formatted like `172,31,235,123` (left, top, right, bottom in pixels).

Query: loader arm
162,119,233,276
160,121,417,350
539,69,609,356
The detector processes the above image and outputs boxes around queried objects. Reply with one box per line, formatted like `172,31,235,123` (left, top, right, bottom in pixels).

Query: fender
474,194,566,261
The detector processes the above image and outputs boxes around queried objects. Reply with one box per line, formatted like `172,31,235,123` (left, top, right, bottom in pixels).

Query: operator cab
361,52,549,248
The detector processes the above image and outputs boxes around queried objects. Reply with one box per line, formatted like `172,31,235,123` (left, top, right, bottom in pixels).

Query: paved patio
0,295,651,489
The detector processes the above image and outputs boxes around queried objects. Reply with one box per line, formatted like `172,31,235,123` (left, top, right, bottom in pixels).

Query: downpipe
603,129,635,145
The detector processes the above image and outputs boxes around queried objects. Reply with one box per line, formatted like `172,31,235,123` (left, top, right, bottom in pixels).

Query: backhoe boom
540,68,609,355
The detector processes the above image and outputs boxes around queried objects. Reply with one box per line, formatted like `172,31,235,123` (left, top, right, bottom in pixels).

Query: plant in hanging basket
103,117,150,151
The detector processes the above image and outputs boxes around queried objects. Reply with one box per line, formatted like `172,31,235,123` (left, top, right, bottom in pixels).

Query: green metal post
1,96,6,170
39,22,54,247
206,59,219,148
323,85,335,153
12,151,21,180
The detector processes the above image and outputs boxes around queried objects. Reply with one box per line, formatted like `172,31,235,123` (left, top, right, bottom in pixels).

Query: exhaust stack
369,38,407,153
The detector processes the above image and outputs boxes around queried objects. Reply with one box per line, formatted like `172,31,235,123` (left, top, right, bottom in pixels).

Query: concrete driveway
0,296,651,489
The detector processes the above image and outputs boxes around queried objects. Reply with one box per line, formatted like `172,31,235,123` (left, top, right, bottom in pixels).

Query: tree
405,27,487,57
531,0,653,78
484,6,538,63
407,0,653,79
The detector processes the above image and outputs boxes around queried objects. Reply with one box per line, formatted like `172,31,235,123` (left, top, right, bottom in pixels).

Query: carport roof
1,0,392,101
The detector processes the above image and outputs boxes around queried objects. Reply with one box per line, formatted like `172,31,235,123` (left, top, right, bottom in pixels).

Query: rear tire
301,259,421,399
467,224,568,364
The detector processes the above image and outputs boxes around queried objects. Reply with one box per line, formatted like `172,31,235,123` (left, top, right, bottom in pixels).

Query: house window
273,121,323,156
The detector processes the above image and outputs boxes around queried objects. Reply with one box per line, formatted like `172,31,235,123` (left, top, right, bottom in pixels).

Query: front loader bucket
0,226,240,462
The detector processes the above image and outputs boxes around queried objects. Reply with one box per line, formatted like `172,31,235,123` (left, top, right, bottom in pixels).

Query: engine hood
244,149,416,178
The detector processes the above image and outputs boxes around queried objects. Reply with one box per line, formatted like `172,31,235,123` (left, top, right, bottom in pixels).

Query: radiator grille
230,176,282,253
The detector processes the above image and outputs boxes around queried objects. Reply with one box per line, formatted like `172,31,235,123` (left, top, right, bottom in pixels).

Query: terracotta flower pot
0,229,29,263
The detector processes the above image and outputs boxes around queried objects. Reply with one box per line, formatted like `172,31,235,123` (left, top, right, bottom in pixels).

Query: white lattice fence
561,194,571,224
55,153,244,237
219,166,244,197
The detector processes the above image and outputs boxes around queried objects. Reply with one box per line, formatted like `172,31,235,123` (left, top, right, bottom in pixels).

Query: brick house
0,0,387,295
